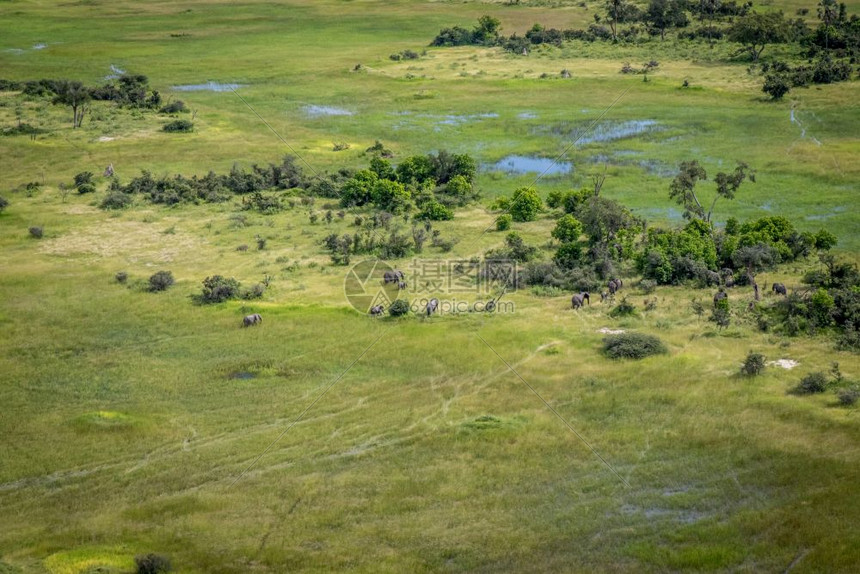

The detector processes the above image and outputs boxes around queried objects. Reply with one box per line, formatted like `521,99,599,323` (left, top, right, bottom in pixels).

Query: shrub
162,119,193,133
508,186,542,222
418,200,454,221
791,372,828,395
73,171,94,187
495,214,512,231
602,333,667,360
115,271,128,284
389,299,411,317
159,100,187,114
741,351,766,376
837,387,859,407
609,297,636,318
763,74,791,100
134,553,172,574
639,279,657,294
0,196,8,213
100,191,133,210
200,275,241,303
148,270,174,292
77,182,96,194
241,283,266,300
28,226,43,239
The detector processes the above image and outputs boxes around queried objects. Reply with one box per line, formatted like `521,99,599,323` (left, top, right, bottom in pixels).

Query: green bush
100,191,133,210
495,214,512,231
159,100,188,114
134,553,172,574
0,195,8,213
28,226,43,239
73,171,93,187
741,351,766,376
162,119,194,133
762,74,791,100
389,299,411,317
200,275,241,303
148,270,174,292
791,372,828,395
837,387,859,407
608,297,636,318
508,186,542,222
77,182,96,194
602,333,667,360
115,271,128,284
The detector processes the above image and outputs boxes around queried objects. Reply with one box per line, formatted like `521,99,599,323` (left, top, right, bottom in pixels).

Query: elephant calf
243,313,263,327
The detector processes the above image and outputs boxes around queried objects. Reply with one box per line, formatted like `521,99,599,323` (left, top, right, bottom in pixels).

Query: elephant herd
241,270,791,326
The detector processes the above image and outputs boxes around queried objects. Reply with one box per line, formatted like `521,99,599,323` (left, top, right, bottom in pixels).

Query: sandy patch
61,205,99,216
39,220,201,262
97,136,115,142
768,359,800,370
598,328,625,335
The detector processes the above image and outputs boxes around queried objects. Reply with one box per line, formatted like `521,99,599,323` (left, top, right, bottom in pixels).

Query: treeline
0,73,188,128
97,147,478,218
430,4,858,98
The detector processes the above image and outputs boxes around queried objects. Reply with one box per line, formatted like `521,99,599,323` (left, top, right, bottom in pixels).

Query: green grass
1,0,860,572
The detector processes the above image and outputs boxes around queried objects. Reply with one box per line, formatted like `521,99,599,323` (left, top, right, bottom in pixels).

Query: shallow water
487,155,572,176
172,82,244,92
105,64,126,80
304,104,354,117
546,119,660,145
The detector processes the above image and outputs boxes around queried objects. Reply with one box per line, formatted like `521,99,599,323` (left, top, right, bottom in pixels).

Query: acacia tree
728,12,790,61
52,80,91,128
645,0,689,40
669,161,754,223
604,0,640,41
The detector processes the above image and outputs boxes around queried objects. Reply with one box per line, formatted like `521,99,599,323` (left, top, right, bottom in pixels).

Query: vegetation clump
199,275,241,303
602,332,667,359
148,270,175,292
388,299,411,317
741,351,766,376
134,553,172,574
791,372,829,395
162,119,194,133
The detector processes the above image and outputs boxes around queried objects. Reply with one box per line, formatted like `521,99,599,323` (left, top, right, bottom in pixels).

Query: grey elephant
772,282,787,296
370,305,384,316
425,298,439,316
383,270,405,284
608,279,622,294
713,290,727,307
571,292,590,309
242,313,263,327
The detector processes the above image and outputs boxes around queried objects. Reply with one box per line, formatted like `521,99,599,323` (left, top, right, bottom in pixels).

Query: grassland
1,0,860,572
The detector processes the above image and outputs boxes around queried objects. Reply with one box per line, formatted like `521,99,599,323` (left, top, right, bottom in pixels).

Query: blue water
172,82,244,92
489,155,573,176
304,104,354,117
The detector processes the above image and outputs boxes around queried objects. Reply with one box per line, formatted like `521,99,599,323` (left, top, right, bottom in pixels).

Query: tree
645,0,689,40
52,80,91,128
372,179,411,214
818,0,840,49
669,161,753,223
340,169,378,207
728,12,790,61
508,186,543,222
473,15,502,45
732,242,777,281
551,214,584,243
604,0,641,41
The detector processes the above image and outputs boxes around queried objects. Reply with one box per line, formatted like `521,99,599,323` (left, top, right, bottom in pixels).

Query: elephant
425,298,439,316
242,313,262,327
370,305,384,316
571,292,590,309
397,281,407,290
725,276,735,288
608,279,622,294
600,291,609,303
713,290,728,307
383,270,405,284
754,282,761,301
772,282,787,296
